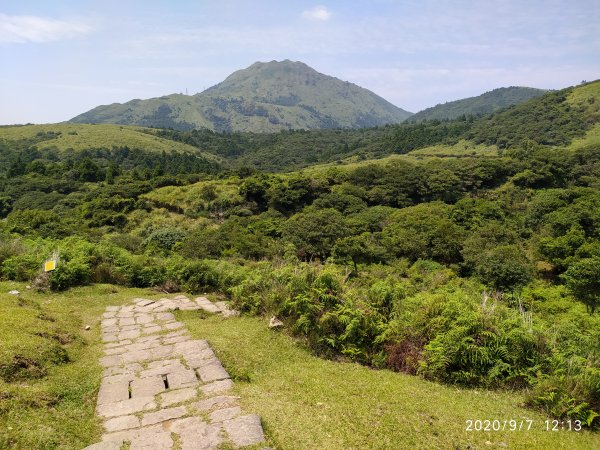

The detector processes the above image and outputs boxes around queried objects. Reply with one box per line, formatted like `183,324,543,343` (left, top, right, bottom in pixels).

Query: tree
0,196,12,218
282,208,348,260
267,176,317,214
381,202,465,263
7,156,26,177
105,162,121,185
332,232,387,272
312,192,367,214
474,245,532,292
239,175,272,209
562,257,600,314
76,157,102,182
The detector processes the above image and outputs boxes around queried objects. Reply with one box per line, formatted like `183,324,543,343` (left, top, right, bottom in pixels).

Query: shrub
282,208,349,260
144,227,187,253
0,238,25,266
562,256,600,314
2,253,44,281
49,256,92,291
474,245,533,292
382,202,465,264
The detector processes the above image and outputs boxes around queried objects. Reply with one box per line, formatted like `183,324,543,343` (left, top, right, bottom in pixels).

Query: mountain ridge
410,86,547,122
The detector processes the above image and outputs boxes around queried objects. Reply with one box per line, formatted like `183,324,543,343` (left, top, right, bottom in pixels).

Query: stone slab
91,297,265,449
193,395,239,412
141,405,186,426
118,316,135,325
222,414,265,446
118,329,141,340
104,414,140,433
167,368,197,389
157,312,175,321
210,406,241,423
102,318,117,327
159,387,198,407
100,355,123,368
197,361,229,383
83,441,122,450
131,376,165,397
168,417,222,450
201,379,234,395
97,397,156,418
135,314,153,324
97,380,129,405
129,431,173,450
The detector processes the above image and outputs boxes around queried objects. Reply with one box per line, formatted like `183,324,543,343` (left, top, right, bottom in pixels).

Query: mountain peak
207,60,335,93
70,61,412,132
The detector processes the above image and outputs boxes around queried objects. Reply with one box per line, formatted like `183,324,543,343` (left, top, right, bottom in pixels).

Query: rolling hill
69,60,413,132
409,86,547,122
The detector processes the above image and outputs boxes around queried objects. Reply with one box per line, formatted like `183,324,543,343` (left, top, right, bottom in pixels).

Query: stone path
84,295,265,450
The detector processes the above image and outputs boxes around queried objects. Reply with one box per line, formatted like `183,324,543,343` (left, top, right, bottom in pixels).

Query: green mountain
69,60,412,132
409,86,547,122
153,80,599,171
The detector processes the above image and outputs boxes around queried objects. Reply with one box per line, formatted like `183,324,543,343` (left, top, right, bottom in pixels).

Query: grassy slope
70,95,214,130
566,123,600,151
0,123,209,155
0,282,164,449
179,311,600,450
565,81,600,151
403,140,498,157
567,80,600,121
300,140,500,175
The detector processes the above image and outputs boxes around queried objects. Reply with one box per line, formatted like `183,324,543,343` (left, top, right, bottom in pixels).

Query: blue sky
1,0,599,124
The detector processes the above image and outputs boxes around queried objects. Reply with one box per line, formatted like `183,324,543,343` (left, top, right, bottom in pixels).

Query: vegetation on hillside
1,79,600,447
409,86,547,122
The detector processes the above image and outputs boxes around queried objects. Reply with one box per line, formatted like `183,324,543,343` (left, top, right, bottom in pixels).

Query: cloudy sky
1,0,599,124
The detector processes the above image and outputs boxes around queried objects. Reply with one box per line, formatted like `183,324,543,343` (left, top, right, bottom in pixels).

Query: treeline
155,119,480,171
1,144,219,180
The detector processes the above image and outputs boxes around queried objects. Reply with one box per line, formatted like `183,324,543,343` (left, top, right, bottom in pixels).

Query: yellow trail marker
44,260,57,272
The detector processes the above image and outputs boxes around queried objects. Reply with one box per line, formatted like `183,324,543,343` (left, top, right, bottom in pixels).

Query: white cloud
0,13,92,43
302,5,331,22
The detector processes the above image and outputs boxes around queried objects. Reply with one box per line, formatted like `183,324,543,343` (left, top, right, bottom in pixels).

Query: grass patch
566,123,600,152
178,312,600,450
408,140,499,157
0,123,216,158
301,140,500,175
0,282,163,449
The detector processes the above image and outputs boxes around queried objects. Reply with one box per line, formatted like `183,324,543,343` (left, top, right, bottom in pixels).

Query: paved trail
84,295,265,450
